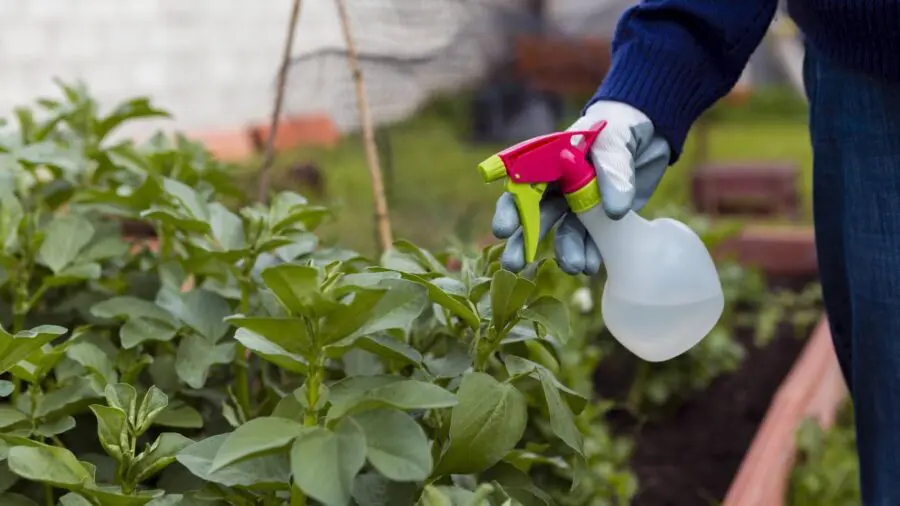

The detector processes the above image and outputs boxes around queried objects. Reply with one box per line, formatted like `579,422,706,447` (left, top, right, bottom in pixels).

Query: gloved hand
492,100,671,275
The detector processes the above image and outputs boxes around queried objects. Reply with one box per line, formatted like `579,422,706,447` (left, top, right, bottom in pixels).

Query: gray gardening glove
492,100,671,274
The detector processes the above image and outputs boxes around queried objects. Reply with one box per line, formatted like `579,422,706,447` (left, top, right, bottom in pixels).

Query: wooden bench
691,162,801,219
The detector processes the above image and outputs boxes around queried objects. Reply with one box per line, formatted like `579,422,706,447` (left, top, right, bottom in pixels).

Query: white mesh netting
283,0,544,131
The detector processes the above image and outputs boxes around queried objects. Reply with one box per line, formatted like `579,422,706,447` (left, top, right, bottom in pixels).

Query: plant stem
334,0,393,254
290,484,307,506
303,359,323,427
473,327,494,372
257,0,304,203
233,275,254,419
43,484,53,506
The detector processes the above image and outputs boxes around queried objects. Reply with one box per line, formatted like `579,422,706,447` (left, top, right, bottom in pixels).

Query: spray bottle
478,122,724,362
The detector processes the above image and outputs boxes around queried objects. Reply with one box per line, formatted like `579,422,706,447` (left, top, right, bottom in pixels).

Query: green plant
0,81,634,506
788,402,860,506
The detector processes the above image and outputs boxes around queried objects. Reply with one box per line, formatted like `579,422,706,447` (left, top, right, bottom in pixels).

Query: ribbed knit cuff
585,37,729,164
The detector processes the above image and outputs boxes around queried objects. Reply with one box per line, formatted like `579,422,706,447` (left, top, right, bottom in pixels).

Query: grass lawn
240,89,812,256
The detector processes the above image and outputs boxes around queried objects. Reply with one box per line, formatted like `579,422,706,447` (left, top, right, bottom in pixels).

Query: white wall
0,0,528,140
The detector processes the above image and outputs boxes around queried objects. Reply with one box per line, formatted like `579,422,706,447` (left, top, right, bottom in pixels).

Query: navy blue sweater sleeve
588,1,778,162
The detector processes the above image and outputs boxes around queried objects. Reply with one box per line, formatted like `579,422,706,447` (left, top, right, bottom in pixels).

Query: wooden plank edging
723,315,847,506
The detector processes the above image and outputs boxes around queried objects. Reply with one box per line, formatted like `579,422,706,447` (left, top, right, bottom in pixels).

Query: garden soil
595,322,810,506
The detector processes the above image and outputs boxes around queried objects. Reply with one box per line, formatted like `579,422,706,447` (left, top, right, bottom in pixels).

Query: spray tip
477,155,506,183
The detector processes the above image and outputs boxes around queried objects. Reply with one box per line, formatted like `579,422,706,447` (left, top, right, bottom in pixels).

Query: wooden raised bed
716,224,817,278
724,317,846,506
691,162,801,219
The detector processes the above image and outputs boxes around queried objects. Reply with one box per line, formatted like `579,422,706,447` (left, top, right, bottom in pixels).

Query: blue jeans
805,47,900,505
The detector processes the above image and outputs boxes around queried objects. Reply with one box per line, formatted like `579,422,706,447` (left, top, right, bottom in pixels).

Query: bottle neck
576,206,644,274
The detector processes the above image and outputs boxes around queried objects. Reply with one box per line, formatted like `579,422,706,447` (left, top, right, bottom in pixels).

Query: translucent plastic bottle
577,206,724,362
476,123,724,362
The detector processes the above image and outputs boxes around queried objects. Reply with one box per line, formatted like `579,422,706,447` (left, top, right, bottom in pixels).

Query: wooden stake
257,0,304,204
334,0,393,254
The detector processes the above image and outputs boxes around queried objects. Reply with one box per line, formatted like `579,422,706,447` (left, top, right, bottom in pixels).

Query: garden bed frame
713,220,844,505
723,316,846,506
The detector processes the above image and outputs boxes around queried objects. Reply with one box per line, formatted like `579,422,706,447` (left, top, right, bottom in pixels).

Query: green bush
0,82,635,505
788,402,859,506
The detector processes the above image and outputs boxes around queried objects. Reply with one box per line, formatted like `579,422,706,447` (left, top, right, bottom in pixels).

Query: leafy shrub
788,402,859,506
0,82,635,505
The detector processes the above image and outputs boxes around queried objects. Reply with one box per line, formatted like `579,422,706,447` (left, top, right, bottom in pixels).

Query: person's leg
803,48,854,391
806,47,900,505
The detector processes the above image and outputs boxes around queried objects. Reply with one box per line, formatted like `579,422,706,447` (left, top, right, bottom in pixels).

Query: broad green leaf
120,318,178,349
327,333,422,367
351,473,419,506
80,484,164,506
35,416,76,437
521,296,570,343
536,368,583,456
490,270,535,329
90,405,129,460
59,493,93,506
66,341,118,386
153,402,203,429
104,383,138,421
0,492,38,506
91,297,178,328
0,325,67,373
430,277,468,298
37,215,94,273
262,264,335,318
268,191,307,226
175,335,234,389
325,281,428,345
482,462,552,506
0,193,23,253
386,272,479,329
0,407,27,429
321,289,386,343
232,328,307,373
417,485,452,506
210,417,303,472
136,386,168,435
140,209,210,234
380,249,427,274
7,442,93,488
436,372,528,475
423,342,472,379
162,178,209,221
328,376,402,406
128,432,193,483
33,377,100,419
503,356,587,415
389,241,448,274
352,409,432,481
327,377,457,420
272,231,318,261
43,263,101,287
176,434,291,489
208,202,246,251
78,236,131,263
167,289,231,342
290,419,367,506
225,316,313,357
271,393,305,421
98,97,170,139
0,380,13,397
330,271,401,296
